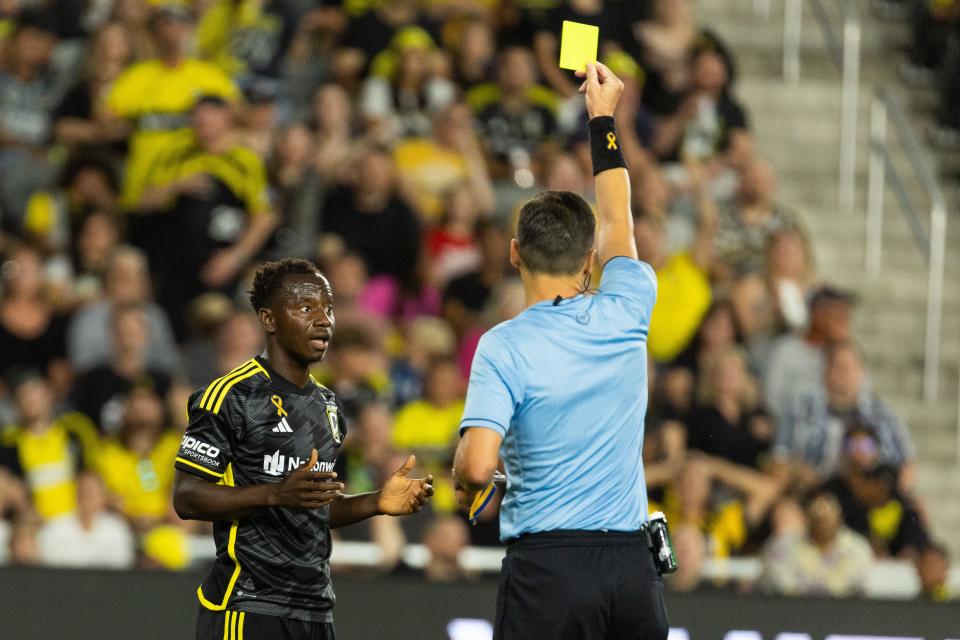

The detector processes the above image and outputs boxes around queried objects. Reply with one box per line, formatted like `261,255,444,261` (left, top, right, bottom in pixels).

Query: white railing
782,0,860,214
781,1,955,456
865,89,948,408
189,535,960,599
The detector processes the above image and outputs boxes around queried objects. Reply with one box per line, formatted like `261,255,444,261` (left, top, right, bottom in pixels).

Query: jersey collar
255,356,317,396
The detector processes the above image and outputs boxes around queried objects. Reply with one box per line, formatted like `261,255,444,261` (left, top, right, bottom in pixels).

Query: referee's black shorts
197,606,336,640
494,530,669,640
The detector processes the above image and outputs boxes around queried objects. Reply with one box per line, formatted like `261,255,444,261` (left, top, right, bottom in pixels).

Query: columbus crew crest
325,403,341,444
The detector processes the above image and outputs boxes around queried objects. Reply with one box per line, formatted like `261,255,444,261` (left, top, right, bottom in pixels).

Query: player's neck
521,271,585,307
260,347,310,388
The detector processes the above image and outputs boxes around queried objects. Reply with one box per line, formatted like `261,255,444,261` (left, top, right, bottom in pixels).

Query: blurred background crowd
0,0,951,601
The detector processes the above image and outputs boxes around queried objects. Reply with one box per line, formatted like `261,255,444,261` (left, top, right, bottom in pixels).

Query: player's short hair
516,190,595,275
249,259,323,312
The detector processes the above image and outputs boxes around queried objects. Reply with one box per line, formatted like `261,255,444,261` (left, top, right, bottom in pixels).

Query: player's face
272,273,335,365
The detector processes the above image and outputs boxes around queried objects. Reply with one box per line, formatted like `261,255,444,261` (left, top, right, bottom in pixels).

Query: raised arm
577,62,637,265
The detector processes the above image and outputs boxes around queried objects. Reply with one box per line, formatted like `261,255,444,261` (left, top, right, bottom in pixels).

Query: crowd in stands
0,0,951,600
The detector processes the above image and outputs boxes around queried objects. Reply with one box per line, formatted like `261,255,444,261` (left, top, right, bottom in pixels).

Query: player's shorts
197,606,336,640
494,529,669,640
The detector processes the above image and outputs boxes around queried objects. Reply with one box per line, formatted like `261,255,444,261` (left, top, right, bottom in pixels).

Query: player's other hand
575,61,624,119
377,454,434,516
270,448,343,510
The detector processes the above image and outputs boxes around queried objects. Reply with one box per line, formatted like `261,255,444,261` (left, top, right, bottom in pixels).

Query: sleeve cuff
459,419,507,438
175,457,225,482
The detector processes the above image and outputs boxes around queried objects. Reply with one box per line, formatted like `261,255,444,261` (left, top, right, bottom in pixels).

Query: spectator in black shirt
52,22,133,155
686,346,772,469
823,424,929,558
532,0,632,98
442,219,510,339
451,17,496,91
70,303,171,436
337,0,435,77
320,146,422,297
652,43,751,163
0,245,70,396
476,47,557,179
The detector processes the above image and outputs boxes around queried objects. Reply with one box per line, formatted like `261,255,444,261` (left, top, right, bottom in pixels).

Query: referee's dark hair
249,258,324,311
516,190,595,275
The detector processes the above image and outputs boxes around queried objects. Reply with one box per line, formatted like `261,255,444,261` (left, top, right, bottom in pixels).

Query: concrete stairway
697,0,960,557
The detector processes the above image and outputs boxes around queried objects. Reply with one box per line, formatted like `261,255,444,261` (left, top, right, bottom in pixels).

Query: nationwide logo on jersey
270,395,293,433
263,450,335,477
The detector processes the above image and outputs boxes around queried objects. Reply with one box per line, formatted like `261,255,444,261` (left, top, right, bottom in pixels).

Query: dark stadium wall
0,568,956,640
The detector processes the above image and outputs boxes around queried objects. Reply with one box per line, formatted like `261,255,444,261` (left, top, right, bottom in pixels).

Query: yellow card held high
559,20,599,72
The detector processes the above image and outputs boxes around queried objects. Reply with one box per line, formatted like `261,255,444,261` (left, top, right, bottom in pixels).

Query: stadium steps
698,0,960,557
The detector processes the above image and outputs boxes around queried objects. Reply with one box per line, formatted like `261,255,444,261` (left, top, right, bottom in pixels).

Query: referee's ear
509,239,522,271
583,247,598,274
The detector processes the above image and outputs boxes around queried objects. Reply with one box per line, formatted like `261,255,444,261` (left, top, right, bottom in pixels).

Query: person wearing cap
0,9,60,223
358,26,455,141
762,285,855,420
771,341,916,492
99,3,239,211
133,94,277,338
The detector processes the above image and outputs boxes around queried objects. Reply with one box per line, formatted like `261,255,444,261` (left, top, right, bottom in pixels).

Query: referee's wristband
588,115,626,176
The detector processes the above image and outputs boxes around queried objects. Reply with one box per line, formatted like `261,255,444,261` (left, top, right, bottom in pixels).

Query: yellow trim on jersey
175,456,224,479
198,464,242,612
200,361,258,410
231,609,239,639
211,362,267,414
238,612,245,640
222,611,230,640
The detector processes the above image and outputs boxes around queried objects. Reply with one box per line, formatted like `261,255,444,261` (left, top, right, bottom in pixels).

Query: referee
453,62,668,639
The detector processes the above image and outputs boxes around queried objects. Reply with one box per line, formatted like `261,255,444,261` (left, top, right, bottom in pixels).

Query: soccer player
173,259,434,640
453,63,669,639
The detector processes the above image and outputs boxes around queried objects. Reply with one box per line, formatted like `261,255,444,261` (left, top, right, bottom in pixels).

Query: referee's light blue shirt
460,257,658,541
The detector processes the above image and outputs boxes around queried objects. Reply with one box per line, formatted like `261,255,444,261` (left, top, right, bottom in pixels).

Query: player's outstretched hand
377,454,435,516
270,448,343,509
575,61,624,120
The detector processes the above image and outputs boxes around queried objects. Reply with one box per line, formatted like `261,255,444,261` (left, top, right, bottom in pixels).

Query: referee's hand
271,448,344,509
575,61,624,120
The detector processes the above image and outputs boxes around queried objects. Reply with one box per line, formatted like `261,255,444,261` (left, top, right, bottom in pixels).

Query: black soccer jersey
175,356,347,622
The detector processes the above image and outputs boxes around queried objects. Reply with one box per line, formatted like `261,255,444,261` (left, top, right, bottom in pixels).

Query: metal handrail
782,2,953,444
866,89,947,408
782,0,859,214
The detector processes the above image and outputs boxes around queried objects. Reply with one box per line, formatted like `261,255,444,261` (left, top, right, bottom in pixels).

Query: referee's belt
506,528,650,547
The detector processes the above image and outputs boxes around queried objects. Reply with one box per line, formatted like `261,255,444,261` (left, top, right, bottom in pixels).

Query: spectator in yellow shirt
134,95,278,338
635,163,718,362
0,371,99,520
100,4,239,211
393,103,495,222
392,357,465,511
98,387,180,531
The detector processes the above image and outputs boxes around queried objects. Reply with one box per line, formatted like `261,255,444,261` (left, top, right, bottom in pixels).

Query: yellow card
559,20,599,72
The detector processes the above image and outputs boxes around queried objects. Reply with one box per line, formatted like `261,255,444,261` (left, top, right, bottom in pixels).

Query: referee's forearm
589,116,637,263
